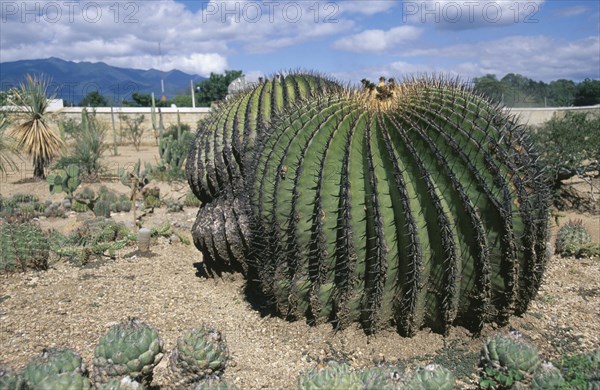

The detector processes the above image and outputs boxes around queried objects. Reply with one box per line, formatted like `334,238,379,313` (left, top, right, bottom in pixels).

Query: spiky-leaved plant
0,221,50,273
91,318,164,387
21,348,87,387
555,219,592,257
186,72,341,204
242,78,549,335
167,326,228,387
297,361,363,390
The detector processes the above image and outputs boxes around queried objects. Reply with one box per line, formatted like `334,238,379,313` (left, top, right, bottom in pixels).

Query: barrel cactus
91,318,164,387
0,221,50,273
531,363,565,389
0,365,28,390
35,372,91,389
187,75,550,336
21,348,87,387
403,364,455,390
167,326,228,387
481,334,541,374
297,361,363,390
186,72,340,204
555,219,592,256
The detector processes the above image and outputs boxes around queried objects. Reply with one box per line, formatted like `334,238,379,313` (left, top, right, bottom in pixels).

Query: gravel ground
1,224,598,389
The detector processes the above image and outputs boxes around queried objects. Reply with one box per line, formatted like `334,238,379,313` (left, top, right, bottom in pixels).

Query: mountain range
0,57,205,105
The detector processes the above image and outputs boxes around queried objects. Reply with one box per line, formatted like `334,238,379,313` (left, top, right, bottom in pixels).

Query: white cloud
333,26,423,53
338,35,600,83
0,0,353,75
556,5,588,17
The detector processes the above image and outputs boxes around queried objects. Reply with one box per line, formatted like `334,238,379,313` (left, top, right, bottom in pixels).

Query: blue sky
1,0,598,83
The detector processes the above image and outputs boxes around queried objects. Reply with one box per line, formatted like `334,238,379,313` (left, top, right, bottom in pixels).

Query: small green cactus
480,334,541,389
12,193,39,204
403,364,455,390
93,200,111,218
166,199,184,213
298,362,363,390
48,164,81,198
21,348,87,387
0,222,50,273
358,366,403,389
531,363,566,389
167,326,228,387
0,365,29,390
35,372,91,389
556,220,592,257
91,318,164,387
184,191,201,208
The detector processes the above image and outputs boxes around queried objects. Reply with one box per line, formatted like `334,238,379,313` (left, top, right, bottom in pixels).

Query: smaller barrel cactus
531,362,566,389
358,366,403,389
35,372,92,390
0,365,29,390
94,200,112,218
481,334,541,373
21,348,87,387
555,220,592,257
0,221,50,273
403,364,455,390
91,318,164,387
297,362,363,390
167,326,229,387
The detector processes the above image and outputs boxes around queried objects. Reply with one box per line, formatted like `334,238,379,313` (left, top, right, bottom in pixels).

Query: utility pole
191,80,196,108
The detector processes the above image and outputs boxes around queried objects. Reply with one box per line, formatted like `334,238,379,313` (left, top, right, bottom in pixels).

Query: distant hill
0,57,205,105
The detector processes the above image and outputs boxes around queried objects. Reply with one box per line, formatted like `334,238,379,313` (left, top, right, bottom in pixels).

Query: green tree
573,79,600,106
473,74,505,103
7,74,64,179
195,70,243,107
548,79,576,106
79,90,108,107
172,94,193,107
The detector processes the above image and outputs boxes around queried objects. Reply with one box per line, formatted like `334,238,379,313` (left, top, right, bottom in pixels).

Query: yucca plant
0,113,21,176
7,74,64,179
188,75,550,336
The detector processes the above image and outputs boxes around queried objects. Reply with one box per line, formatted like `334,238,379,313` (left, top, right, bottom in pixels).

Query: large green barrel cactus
245,79,549,335
186,72,340,204
188,75,550,336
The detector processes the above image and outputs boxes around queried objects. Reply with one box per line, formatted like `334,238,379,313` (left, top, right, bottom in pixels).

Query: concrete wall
506,105,600,127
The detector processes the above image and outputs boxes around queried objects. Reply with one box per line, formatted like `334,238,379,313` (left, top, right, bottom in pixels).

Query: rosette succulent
167,326,228,387
91,318,163,387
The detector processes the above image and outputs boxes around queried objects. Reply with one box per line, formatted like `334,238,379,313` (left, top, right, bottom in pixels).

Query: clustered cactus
297,361,455,389
186,72,551,336
0,221,50,273
0,319,234,389
555,219,599,258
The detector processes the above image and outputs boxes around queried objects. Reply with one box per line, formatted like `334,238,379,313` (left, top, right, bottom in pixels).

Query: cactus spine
187,75,550,336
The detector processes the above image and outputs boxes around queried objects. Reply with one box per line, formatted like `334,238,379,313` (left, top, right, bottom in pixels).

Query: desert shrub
530,112,600,188
119,114,145,151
